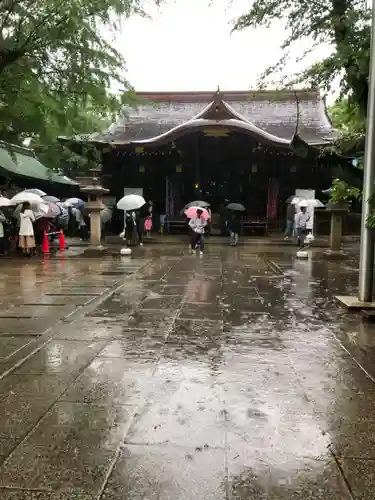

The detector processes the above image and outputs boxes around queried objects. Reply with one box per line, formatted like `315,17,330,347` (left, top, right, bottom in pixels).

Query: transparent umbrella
64,197,85,208
10,191,45,205
100,207,112,223
184,200,211,209
13,202,49,220
298,199,325,208
24,188,47,197
0,196,11,207
117,194,146,211
42,195,60,203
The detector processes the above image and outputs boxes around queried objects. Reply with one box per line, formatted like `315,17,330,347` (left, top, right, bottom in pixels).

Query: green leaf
232,0,371,117
0,0,161,176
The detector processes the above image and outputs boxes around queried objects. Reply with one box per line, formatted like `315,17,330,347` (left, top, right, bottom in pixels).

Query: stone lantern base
322,249,349,260
80,174,109,255
83,245,109,257
323,202,349,260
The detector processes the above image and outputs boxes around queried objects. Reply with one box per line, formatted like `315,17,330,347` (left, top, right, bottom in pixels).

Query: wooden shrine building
59,89,362,233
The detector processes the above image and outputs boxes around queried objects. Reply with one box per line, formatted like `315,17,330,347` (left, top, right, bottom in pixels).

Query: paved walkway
0,246,373,498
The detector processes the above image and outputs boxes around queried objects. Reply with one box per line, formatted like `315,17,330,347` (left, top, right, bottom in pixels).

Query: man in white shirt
295,205,310,247
188,208,207,255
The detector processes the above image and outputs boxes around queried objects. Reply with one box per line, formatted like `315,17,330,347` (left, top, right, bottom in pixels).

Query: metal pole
359,0,375,302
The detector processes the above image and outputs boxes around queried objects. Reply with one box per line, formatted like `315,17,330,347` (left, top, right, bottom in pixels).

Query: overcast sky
114,0,333,94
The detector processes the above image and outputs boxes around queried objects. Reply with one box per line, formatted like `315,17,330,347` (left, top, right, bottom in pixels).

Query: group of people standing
123,201,153,246
0,202,98,257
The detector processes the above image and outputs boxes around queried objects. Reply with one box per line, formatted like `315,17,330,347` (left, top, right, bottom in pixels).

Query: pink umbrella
184,206,209,220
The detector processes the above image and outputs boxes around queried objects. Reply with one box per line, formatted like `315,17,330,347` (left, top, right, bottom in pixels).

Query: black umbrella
226,202,246,212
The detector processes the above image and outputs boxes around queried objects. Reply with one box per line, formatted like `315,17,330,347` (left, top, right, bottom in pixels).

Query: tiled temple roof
60,89,337,149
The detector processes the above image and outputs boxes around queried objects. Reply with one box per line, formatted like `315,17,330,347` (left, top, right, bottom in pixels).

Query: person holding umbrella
227,211,241,246
116,194,146,246
75,207,88,241
0,209,7,256
284,202,296,239
188,208,207,256
295,203,310,248
135,210,144,246
225,203,245,245
18,202,36,256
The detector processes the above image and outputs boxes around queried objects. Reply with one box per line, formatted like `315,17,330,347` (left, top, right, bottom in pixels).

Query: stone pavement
0,246,374,498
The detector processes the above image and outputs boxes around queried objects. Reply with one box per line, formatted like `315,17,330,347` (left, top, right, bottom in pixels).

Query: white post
358,0,375,302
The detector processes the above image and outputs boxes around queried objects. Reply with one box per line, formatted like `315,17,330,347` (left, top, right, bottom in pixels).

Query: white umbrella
0,196,11,207
298,199,325,208
13,202,49,220
117,194,146,211
24,188,47,197
290,196,305,205
10,191,45,205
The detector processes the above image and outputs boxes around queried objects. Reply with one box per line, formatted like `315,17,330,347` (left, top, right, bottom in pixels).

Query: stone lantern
80,168,109,251
323,201,349,259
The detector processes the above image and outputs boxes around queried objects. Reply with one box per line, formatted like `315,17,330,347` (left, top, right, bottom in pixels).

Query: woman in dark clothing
227,212,241,246
135,211,144,246
67,207,76,236
125,212,135,245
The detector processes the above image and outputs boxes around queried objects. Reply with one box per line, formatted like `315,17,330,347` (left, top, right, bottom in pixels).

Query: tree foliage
30,101,113,177
326,98,365,157
0,0,150,174
233,0,371,117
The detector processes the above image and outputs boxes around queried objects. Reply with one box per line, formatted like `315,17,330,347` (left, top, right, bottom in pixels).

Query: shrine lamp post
80,170,108,249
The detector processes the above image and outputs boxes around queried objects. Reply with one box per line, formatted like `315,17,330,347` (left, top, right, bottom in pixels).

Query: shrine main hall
60,89,361,232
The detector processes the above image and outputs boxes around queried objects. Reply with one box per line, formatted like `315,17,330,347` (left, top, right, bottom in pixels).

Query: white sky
114,0,333,96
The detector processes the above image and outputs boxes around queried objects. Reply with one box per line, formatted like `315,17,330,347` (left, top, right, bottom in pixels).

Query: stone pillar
89,209,102,247
324,202,349,259
329,211,344,251
80,178,109,255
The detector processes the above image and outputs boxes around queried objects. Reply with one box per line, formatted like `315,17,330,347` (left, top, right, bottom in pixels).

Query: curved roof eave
74,119,292,148
129,119,291,146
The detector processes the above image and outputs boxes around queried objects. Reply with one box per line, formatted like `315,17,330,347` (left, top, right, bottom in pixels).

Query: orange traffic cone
58,229,66,250
41,231,50,254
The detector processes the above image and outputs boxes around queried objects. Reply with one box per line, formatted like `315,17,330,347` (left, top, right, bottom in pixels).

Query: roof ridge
129,89,320,103
0,140,36,158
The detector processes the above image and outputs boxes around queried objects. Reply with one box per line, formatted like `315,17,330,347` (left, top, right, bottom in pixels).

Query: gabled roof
0,141,78,185
59,89,337,151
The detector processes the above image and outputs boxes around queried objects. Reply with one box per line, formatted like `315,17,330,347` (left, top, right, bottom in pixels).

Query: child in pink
144,215,152,238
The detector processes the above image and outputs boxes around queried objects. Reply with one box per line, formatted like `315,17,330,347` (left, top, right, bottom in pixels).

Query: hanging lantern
139,165,145,173
251,164,258,173
135,147,144,154
176,165,182,173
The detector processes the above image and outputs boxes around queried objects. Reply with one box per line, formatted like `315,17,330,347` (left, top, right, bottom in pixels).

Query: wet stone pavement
0,245,374,498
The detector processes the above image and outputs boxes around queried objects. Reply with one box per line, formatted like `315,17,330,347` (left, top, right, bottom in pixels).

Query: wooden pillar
195,135,200,192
